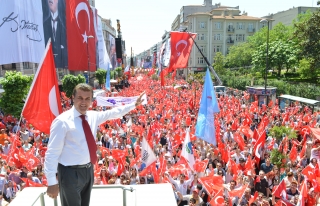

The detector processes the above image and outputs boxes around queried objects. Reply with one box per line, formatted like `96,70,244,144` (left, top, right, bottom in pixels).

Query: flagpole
183,30,222,86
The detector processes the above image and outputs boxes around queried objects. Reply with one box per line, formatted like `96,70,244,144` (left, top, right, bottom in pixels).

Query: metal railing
31,185,136,206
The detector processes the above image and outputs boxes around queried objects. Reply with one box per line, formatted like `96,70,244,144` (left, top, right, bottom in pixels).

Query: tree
294,9,320,82
95,69,107,86
225,42,253,69
0,71,33,117
62,74,86,98
252,40,297,77
114,67,123,79
213,52,225,75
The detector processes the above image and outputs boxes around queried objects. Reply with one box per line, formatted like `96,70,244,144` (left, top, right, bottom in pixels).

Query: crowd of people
0,70,319,206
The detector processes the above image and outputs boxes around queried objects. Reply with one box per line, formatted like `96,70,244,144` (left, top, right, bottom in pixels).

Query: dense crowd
0,71,319,206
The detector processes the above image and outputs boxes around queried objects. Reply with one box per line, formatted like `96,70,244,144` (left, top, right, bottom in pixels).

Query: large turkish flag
66,0,96,71
22,40,62,134
169,31,196,69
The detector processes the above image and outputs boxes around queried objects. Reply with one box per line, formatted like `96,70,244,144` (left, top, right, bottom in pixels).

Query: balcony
227,27,234,32
226,38,234,44
247,28,255,33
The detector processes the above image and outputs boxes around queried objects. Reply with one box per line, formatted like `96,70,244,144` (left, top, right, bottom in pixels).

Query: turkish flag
193,159,209,173
228,184,247,198
66,0,96,71
209,189,224,206
169,31,196,69
301,165,316,180
253,130,266,166
249,191,259,205
272,179,287,199
25,155,40,172
288,145,298,161
22,41,62,134
233,132,245,150
198,176,224,196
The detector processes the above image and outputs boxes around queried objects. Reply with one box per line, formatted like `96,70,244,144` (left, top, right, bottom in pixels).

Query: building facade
186,7,262,72
263,6,318,29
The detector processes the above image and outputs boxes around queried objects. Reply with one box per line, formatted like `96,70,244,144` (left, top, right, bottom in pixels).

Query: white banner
96,94,147,107
0,0,45,64
96,15,112,70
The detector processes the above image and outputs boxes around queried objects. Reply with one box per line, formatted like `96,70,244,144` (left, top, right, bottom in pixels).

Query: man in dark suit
43,0,68,68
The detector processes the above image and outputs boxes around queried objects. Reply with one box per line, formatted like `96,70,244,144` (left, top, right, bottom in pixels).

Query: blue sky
95,0,317,55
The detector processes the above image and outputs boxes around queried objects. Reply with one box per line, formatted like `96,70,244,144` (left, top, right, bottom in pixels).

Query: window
236,34,245,42
213,45,222,53
199,46,206,53
227,23,234,31
237,22,244,30
198,34,205,40
213,34,221,41
199,22,206,29
214,22,221,29
198,57,204,64
23,62,31,69
248,23,254,32
189,22,193,30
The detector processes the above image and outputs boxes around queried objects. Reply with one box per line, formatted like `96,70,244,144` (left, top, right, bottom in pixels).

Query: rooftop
212,15,262,20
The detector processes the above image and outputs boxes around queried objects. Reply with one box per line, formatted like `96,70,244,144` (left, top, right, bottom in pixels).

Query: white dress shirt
44,104,135,186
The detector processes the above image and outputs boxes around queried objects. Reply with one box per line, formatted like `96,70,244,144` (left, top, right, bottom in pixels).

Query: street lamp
86,35,94,86
260,19,270,105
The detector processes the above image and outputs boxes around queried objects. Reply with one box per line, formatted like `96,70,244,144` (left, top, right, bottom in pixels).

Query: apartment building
185,6,261,72
263,6,318,29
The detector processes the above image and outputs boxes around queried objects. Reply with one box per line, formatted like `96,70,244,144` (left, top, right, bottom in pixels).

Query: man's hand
47,184,59,199
135,91,145,107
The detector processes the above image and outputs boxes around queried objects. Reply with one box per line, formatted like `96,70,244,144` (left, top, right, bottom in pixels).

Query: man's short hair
72,83,93,97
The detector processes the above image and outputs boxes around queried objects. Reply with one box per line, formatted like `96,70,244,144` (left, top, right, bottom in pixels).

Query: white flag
127,117,132,128
96,15,112,70
141,137,157,168
116,123,125,135
181,130,195,170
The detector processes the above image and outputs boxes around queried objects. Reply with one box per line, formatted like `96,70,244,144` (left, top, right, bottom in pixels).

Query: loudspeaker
115,38,122,59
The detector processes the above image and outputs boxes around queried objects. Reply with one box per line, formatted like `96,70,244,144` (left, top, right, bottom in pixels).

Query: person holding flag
44,83,145,206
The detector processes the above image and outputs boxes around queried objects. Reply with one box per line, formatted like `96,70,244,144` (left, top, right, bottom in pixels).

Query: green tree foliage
62,74,86,98
294,9,320,82
270,149,287,169
220,74,320,99
247,23,293,48
213,52,225,75
252,40,297,77
268,126,297,141
95,69,107,86
225,42,253,68
0,71,33,117
114,67,123,79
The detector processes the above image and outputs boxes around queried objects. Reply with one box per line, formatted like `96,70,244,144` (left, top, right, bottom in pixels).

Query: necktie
51,17,57,41
80,115,97,164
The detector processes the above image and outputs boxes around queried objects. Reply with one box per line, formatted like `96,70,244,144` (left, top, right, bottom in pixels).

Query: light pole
260,19,270,104
86,35,94,86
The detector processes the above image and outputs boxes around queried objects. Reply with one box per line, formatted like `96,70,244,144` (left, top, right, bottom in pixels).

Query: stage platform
10,183,177,206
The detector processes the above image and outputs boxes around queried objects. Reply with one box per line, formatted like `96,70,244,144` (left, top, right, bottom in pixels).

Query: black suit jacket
43,15,68,68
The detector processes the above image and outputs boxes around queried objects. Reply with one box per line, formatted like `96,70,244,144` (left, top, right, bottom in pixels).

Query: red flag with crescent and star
22,40,62,134
66,0,96,71
169,31,196,70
